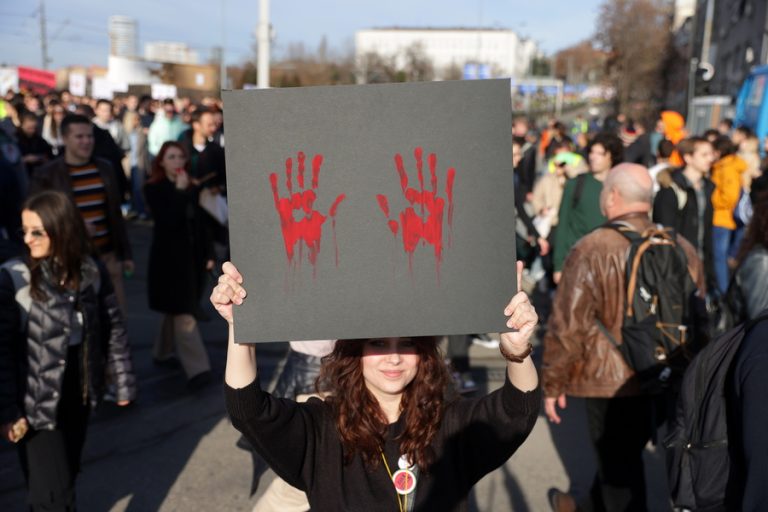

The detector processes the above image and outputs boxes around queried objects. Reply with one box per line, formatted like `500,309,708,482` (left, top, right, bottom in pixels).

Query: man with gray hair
542,164,705,511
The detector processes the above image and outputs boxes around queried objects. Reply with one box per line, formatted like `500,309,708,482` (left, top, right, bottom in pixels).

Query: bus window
748,75,766,107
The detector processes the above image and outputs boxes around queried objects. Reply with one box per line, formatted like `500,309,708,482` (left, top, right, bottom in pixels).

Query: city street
0,222,671,511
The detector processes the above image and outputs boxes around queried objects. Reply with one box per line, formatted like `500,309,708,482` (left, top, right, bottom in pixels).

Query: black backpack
596,222,698,392
664,312,768,511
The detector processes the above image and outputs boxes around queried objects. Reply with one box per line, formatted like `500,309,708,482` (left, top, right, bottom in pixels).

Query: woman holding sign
212,260,540,511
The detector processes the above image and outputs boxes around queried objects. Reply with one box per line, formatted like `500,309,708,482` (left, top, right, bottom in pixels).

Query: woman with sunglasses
212,260,540,511
0,190,136,511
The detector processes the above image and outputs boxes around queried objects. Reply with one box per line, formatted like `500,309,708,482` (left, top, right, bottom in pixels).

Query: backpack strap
603,222,678,318
570,172,588,209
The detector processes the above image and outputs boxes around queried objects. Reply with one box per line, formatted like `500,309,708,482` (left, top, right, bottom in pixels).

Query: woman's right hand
210,262,247,325
175,169,190,190
1,417,28,443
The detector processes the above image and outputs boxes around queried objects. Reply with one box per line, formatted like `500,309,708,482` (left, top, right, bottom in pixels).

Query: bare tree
553,40,606,84
595,0,674,118
402,42,434,82
357,52,400,84
443,63,463,81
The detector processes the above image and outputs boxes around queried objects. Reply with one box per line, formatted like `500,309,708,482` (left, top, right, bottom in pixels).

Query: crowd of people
510,111,768,511
0,89,229,511
1,83,768,512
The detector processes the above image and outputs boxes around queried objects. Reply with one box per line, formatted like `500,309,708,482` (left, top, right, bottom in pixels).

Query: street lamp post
257,0,270,89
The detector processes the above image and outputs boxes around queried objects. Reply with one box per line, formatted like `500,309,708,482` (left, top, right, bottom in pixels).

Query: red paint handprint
269,152,346,275
376,147,456,278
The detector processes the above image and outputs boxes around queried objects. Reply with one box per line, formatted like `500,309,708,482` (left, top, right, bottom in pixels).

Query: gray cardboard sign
223,79,517,343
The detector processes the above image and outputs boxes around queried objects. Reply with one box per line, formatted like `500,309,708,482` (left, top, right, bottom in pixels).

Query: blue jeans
712,226,733,294
130,166,147,216
728,225,745,260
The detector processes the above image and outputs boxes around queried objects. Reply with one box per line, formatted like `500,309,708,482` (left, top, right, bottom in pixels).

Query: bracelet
500,343,533,363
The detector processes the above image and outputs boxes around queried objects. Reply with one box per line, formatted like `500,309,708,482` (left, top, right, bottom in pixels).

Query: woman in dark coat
144,141,214,386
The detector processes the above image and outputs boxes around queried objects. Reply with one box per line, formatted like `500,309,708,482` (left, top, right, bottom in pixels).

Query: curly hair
318,337,452,471
587,132,624,167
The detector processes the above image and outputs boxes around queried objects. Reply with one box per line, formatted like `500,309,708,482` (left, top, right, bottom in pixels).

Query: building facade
690,0,768,98
355,28,539,82
144,42,200,65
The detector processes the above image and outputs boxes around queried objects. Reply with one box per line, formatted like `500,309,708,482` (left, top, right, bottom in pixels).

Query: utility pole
257,0,270,89
39,0,50,69
219,0,227,90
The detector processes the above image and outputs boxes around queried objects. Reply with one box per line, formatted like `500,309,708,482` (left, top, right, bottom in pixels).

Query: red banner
18,66,57,94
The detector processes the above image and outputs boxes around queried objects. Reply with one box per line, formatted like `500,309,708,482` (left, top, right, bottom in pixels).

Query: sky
1,0,604,70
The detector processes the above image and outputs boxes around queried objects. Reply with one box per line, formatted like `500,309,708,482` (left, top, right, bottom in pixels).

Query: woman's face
21,209,51,259
361,338,420,404
161,147,186,179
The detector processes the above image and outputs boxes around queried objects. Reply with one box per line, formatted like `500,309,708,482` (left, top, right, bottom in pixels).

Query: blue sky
1,0,603,69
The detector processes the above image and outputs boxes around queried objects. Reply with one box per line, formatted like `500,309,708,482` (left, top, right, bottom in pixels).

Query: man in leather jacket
543,164,705,511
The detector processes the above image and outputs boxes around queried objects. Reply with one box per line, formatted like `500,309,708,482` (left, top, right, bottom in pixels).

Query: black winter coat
144,179,213,314
653,169,717,291
0,257,136,429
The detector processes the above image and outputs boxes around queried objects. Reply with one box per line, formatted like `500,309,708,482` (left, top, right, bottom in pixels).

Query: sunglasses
19,228,48,239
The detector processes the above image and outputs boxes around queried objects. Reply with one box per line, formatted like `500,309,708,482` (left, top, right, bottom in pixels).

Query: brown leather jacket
542,213,705,398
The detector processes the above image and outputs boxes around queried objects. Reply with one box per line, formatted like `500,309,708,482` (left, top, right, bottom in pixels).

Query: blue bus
734,64,768,155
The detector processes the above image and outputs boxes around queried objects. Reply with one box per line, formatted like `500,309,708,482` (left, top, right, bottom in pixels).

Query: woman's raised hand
500,261,538,353
210,262,247,325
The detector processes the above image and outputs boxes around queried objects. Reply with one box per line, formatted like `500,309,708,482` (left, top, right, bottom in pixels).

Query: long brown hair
737,190,768,264
22,191,93,300
148,141,188,183
318,337,452,471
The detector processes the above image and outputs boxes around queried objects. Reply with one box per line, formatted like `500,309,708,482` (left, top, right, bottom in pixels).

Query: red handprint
269,152,346,275
376,147,456,278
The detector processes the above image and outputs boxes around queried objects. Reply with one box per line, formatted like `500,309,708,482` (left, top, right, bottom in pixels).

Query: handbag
199,188,229,226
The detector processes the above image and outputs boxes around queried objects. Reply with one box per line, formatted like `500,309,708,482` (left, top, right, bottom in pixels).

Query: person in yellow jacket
711,136,747,294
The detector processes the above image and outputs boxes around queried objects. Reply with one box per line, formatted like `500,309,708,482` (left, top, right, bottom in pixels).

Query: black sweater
225,376,540,511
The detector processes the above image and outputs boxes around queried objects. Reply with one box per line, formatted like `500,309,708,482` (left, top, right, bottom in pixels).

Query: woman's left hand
117,400,131,407
500,261,538,353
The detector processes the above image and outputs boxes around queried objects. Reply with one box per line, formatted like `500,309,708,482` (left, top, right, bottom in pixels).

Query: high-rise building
108,15,138,58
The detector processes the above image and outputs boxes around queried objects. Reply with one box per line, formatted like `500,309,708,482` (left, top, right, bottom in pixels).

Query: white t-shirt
648,162,671,196
289,340,336,358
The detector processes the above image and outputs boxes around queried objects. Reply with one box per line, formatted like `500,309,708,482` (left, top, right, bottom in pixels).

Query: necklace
381,451,418,512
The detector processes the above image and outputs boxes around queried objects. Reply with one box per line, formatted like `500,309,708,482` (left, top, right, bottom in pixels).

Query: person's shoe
548,488,576,512
471,337,499,349
450,371,479,394
187,371,213,391
458,376,478,394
